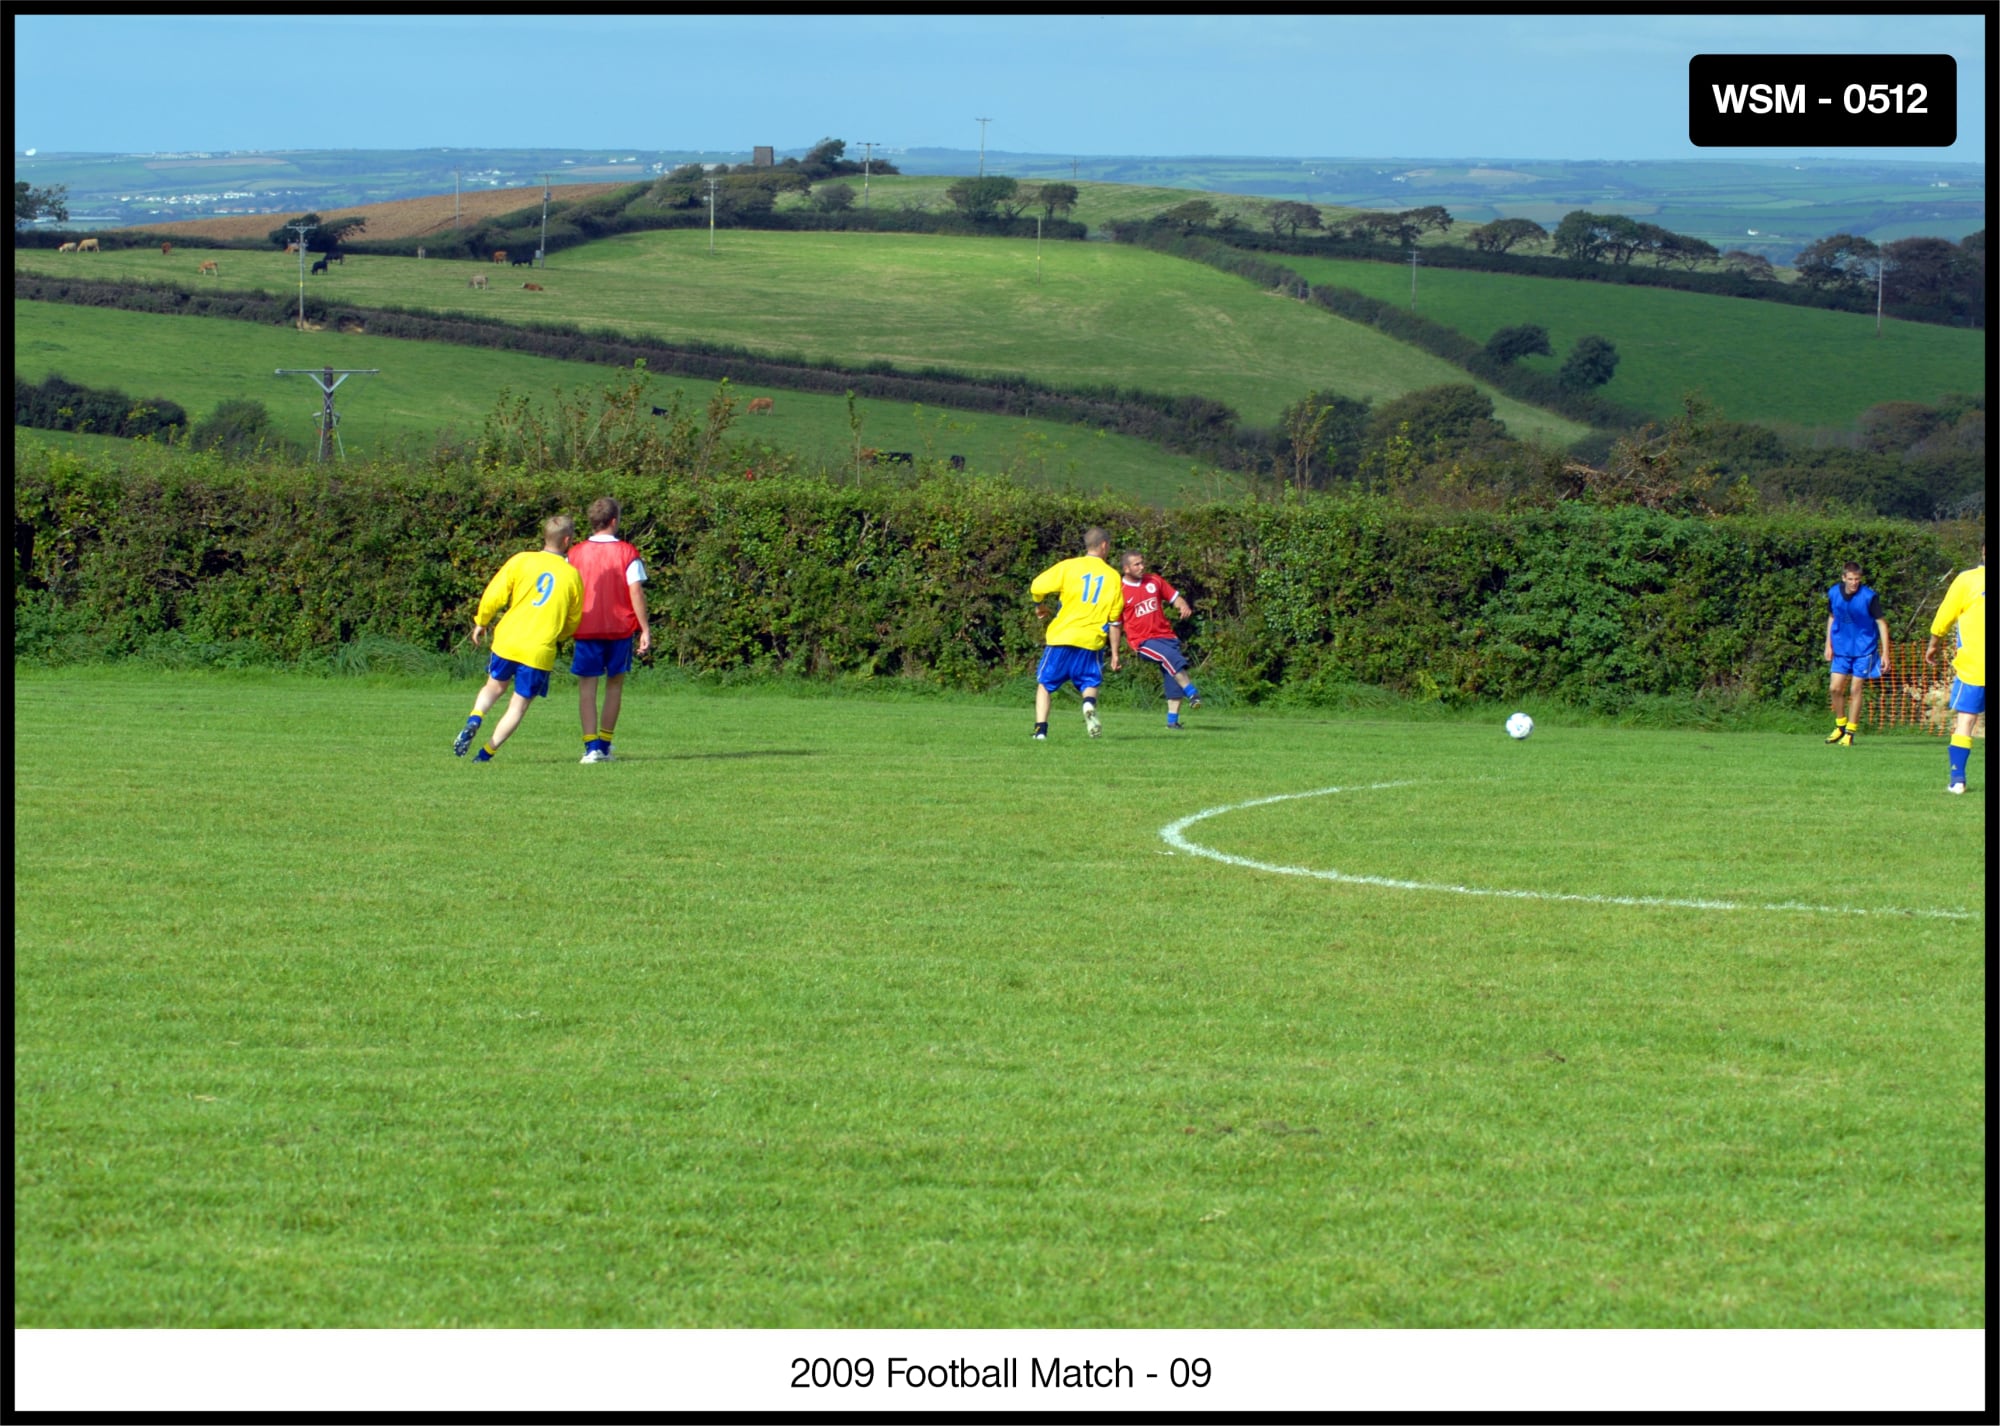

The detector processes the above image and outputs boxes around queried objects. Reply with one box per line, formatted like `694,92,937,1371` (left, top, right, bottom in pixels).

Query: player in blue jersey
1822,562,1889,747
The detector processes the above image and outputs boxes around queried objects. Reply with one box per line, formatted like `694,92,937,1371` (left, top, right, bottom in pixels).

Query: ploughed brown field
131,184,633,242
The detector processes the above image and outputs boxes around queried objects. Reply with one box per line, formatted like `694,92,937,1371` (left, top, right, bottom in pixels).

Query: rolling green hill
1278,254,1985,431
13,302,1222,502
13,234,1587,446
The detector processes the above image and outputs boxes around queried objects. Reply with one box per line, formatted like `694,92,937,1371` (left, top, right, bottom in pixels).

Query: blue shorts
571,637,634,679
1136,637,1189,693
1037,645,1103,694
1830,652,1882,679
1948,678,1985,715
487,654,551,701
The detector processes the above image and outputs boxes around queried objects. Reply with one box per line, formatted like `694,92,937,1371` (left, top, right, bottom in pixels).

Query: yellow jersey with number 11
1031,555,1124,650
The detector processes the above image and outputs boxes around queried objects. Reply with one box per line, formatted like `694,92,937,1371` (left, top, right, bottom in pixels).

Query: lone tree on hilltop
1038,182,1079,219
1794,233,1881,293
1159,199,1218,233
13,181,68,230
1559,334,1620,391
1485,324,1553,364
945,175,1018,219
269,212,366,254
1265,200,1321,238
1466,217,1545,253
811,181,857,213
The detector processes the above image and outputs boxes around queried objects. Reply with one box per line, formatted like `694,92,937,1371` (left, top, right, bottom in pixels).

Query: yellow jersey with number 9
1031,555,1124,650
478,550,583,672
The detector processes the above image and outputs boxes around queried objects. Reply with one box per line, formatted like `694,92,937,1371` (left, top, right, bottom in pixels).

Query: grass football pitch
12,667,1985,1328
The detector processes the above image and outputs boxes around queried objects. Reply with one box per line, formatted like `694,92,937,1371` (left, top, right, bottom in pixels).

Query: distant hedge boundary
1157,223,1969,324
1107,224,1653,432
14,445,1965,714
14,273,1266,468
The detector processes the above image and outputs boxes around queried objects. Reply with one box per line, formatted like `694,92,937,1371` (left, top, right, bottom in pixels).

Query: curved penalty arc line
1160,783,1977,921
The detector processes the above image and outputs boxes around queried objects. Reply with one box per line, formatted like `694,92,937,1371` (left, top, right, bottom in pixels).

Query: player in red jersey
566,496,652,763
1107,551,1200,728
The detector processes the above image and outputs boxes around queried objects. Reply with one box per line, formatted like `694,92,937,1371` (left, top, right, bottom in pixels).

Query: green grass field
12,302,1218,504
14,234,1587,446
1279,255,1985,431
14,667,1984,1328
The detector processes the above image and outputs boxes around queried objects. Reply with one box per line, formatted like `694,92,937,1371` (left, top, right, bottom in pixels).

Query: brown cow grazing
522,282,544,291
748,396,775,415
468,274,489,289
285,242,298,254
77,238,100,252
199,260,219,276
161,242,172,256
492,250,507,264
57,241,78,253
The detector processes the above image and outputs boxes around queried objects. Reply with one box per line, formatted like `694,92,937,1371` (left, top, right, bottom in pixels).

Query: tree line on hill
1120,205,1985,328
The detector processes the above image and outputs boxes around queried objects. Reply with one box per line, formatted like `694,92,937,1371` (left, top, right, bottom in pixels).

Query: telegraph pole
539,173,552,267
275,365,378,462
975,117,992,177
704,177,719,254
454,165,461,229
859,140,878,210
1875,253,1886,336
287,220,316,328
1036,215,1043,283
1410,245,1420,311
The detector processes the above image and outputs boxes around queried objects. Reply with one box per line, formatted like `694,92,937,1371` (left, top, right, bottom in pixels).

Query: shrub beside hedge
13,444,1966,712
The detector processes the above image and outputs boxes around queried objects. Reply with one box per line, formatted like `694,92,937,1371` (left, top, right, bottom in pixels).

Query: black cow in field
882,451,914,465
310,257,330,276
652,406,670,417
949,454,966,470
511,253,535,267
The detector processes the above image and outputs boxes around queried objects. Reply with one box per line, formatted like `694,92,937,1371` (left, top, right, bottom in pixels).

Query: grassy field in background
12,303,1221,503
13,234,1587,444
14,667,1984,1328
1280,254,1986,431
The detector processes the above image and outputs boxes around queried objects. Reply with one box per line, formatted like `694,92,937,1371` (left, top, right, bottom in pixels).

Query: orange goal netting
1862,645,1984,737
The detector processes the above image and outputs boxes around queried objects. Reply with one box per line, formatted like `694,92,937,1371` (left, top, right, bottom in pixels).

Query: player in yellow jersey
1923,542,1984,795
1029,527,1124,740
453,516,585,762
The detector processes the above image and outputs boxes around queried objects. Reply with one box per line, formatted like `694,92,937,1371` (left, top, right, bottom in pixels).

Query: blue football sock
1949,740,1971,782
1166,712,1180,726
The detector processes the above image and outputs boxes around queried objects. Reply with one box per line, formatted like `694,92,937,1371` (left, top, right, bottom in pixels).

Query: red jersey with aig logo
566,535,645,640
1119,574,1180,644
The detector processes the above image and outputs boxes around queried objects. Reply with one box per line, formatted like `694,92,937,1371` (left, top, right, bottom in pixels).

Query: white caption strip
1161,783,1977,921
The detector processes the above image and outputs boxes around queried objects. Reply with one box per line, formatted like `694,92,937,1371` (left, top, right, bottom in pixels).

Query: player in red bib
566,496,652,763
1108,551,1201,728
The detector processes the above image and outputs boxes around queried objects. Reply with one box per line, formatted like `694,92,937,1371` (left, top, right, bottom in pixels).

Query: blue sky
12,12,1989,162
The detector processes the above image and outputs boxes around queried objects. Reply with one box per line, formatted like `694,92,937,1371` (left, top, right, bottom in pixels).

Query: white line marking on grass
1160,783,1977,920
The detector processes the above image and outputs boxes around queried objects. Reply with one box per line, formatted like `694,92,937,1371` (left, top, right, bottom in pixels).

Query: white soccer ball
1506,712,1534,740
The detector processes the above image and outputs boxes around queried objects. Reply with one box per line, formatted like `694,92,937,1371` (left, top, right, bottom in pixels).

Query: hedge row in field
1108,225,1652,432
14,445,1967,712
1154,223,1942,322
13,273,1267,468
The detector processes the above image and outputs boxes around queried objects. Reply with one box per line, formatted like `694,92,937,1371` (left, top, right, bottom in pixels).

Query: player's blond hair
544,514,576,547
1083,526,1110,554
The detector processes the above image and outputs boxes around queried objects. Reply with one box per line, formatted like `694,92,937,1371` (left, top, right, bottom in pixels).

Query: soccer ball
1506,712,1534,740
